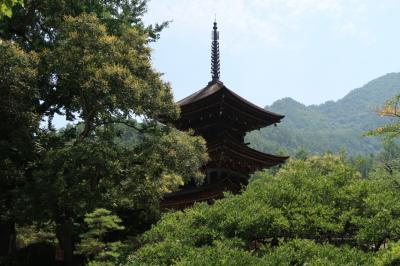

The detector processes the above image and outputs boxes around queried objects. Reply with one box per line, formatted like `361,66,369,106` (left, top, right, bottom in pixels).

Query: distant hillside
246,73,400,156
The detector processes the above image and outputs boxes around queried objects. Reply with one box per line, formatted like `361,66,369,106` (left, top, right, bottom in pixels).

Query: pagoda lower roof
160,177,241,209
174,80,284,131
207,134,288,174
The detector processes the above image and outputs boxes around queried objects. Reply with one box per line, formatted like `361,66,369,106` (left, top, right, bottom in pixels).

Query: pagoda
160,21,288,209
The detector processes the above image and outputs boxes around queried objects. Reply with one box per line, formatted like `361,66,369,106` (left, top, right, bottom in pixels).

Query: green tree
373,138,400,175
0,0,23,17
128,155,400,265
0,1,208,264
43,13,177,137
27,14,206,265
0,41,38,259
366,94,400,138
0,0,166,50
76,208,125,265
374,240,400,266
293,148,310,160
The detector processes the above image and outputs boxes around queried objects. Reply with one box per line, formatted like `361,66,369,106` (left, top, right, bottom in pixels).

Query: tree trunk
56,221,75,266
0,220,16,258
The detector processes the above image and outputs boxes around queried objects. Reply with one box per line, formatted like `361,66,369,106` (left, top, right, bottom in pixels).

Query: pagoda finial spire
211,19,220,81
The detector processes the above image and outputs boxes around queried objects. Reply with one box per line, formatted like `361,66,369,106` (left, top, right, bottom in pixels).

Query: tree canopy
0,1,207,265
128,155,400,265
247,73,400,156
0,0,23,17
3,1,400,266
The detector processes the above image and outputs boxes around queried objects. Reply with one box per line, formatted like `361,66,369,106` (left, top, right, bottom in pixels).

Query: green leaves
129,155,400,265
76,208,125,264
263,239,373,266
0,41,38,221
247,74,400,157
365,123,400,138
0,0,23,18
365,93,400,138
141,129,208,187
0,3,207,262
46,13,178,136
375,241,400,266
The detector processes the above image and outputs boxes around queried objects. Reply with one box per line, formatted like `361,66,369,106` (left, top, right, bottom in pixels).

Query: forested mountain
246,73,400,156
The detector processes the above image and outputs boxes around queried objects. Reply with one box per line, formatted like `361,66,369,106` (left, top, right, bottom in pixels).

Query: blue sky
143,0,400,107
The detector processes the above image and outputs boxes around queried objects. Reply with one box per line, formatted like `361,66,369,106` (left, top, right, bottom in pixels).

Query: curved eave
160,178,240,209
177,80,222,106
208,140,288,166
207,132,289,170
178,80,284,123
224,86,284,121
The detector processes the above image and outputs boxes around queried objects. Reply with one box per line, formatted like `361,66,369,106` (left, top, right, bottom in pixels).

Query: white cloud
338,21,357,34
144,0,372,50
336,21,375,45
251,0,343,14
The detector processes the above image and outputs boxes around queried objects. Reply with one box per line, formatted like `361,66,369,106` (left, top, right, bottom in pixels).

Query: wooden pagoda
160,21,288,209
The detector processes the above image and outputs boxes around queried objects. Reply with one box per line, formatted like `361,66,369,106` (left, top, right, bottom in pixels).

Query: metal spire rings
211,21,220,81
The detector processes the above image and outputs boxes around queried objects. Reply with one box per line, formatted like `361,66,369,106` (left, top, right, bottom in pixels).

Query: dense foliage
366,93,400,138
2,1,400,265
128,155,400,265
75,208,125,265
0,40,39,259
0,1,208,265
0,0,23,17
247,73,400,156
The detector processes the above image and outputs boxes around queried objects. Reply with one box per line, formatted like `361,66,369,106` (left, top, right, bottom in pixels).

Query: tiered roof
175,80,284,134
160,21,288,209
207,132,288,174
160,177,240,209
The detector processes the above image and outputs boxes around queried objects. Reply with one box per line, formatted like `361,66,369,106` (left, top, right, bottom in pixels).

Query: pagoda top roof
177,80,284,124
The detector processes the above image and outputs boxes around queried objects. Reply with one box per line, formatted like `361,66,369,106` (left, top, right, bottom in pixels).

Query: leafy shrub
128,155,400,265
